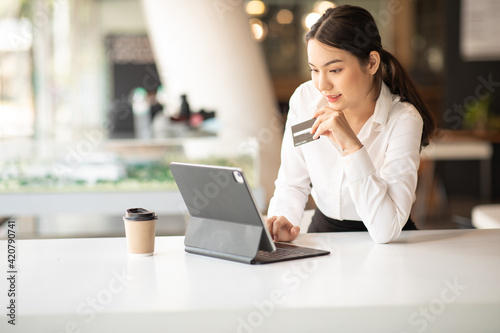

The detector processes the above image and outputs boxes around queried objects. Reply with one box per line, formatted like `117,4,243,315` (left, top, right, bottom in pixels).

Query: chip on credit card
291,118,319,147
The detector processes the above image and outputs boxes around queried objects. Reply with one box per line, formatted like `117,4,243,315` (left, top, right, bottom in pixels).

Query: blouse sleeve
267,90,312,227
342,108,423,243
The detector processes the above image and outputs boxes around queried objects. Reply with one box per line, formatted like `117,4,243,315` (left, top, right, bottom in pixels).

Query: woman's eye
330,69,342,73
309,69,318,73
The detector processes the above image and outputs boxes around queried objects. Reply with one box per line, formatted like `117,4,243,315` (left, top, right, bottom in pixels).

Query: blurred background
1,0,499,238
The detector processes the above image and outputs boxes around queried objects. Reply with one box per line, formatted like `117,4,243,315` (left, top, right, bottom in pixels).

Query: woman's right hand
265,215,300,242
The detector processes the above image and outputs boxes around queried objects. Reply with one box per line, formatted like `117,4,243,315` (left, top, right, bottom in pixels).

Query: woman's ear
368,51,381,75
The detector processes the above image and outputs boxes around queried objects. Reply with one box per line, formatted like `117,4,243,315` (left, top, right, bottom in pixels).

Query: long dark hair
306,5,435,147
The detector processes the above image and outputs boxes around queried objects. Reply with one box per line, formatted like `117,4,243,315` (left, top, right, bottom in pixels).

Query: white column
32,0,54,140
141,0,282,205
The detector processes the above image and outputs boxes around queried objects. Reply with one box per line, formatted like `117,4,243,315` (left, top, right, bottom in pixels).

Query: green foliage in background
462,95,500,131
0,154,255,193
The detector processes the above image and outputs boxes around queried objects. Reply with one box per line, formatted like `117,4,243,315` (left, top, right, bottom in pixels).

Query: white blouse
267,81,423,243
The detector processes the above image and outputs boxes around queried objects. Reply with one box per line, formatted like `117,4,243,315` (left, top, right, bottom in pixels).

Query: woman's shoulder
388,95,423,124
377,84,422,129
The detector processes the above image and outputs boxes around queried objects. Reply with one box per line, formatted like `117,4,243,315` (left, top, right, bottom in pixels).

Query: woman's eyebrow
308,59,343,67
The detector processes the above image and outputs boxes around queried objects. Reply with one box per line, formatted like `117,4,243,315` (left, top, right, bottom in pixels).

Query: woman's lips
325,94,341,103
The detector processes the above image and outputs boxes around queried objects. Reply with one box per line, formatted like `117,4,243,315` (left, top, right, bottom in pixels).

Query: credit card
291,118,319,147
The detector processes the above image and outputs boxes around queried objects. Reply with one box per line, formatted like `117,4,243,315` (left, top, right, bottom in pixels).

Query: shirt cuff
342,146,376,183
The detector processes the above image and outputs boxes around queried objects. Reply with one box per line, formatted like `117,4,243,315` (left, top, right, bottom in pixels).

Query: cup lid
124,208,158,221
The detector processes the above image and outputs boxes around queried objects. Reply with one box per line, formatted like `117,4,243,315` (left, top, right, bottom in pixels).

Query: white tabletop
1,229,500,333
420,140,492,160
472,204,500,229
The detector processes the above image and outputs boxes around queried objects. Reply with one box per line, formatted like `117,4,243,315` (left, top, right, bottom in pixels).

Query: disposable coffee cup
123,208,158,256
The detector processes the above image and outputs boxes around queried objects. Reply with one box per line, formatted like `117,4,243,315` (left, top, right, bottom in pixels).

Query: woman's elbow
369,229,401,244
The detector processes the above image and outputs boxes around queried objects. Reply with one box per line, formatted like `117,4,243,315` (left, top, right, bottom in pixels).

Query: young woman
266,5,435,244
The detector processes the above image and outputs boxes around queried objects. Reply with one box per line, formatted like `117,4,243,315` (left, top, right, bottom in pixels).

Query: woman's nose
318,72,333,92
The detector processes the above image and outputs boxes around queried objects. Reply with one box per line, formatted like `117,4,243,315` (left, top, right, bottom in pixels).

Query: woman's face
307,39,378,112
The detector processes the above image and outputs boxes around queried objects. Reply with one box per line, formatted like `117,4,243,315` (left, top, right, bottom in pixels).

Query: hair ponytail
307,5,436,147
378,49,436,147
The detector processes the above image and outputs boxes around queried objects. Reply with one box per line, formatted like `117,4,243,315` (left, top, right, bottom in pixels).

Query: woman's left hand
311,106,363,155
